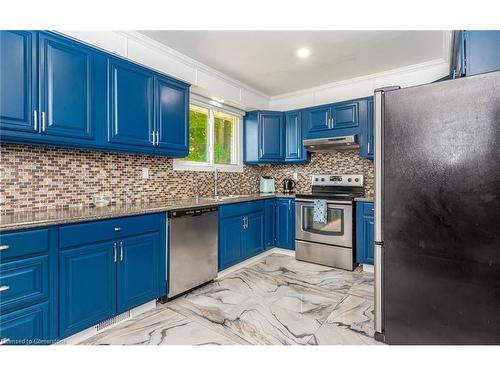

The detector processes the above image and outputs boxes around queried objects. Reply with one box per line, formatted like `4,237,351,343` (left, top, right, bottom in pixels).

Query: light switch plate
142,167,149,179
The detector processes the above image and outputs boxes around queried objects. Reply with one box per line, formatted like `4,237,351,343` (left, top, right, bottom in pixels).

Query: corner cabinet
276,198,295,250
264,199,276,249
461,31,500,77
244,111,308,164
356,202,374,265
0,30,189,158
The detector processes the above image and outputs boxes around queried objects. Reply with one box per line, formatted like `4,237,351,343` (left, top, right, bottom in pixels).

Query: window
174,100,243,172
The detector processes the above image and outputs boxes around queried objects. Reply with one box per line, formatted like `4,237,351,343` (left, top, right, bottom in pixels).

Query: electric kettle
283,178,296,193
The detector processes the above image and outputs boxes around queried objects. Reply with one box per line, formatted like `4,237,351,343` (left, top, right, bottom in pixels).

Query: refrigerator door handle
374,89,384,244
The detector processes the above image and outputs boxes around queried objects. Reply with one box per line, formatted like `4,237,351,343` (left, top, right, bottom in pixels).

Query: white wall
59,30,450,112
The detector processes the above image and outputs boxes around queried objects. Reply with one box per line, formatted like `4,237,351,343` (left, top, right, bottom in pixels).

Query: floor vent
96,311,131,331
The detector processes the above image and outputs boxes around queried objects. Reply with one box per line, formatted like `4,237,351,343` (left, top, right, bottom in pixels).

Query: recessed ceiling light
296,47,311,59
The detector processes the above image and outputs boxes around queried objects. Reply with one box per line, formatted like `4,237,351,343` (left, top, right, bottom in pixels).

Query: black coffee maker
283,178,296,193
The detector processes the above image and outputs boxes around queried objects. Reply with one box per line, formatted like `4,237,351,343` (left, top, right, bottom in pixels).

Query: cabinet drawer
0,302,50,345
219,200,265,219
0,255,49,313
59,213,161,249
0,228,49,262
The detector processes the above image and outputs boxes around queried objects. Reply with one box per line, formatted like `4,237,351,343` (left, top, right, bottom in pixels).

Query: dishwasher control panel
168,206,218,218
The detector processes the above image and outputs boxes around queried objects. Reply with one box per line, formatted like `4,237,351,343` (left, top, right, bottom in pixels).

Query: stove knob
321,178,325,182
315,178,319,182
355,178,359,182
348,178,352,182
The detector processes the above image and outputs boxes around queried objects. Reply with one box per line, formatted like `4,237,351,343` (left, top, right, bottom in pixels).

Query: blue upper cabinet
303,98,367,139
38,33,94,141
462,31,500,76
107,59,154,148
244,110,307,164
154,76,189,157
0,31,190,158
259,112,285,161
285,111,307,162
360,97,374,160
0,31,37,134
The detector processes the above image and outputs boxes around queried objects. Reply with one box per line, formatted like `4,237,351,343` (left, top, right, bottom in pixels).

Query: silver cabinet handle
367,142,370,154
41,112,46,132
113,242,117,263
242,217,246,229
0,285,10,292
152,131,156,145
120,241,123,262
0,338,11,345
114,227,121,232
0,245,9,251
156,130,159,146
33,110,38,131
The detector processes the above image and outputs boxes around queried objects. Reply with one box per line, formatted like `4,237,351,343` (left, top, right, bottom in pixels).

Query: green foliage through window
184,105,208,162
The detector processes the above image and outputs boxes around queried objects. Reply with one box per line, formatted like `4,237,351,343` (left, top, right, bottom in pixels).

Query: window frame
173,98,244,173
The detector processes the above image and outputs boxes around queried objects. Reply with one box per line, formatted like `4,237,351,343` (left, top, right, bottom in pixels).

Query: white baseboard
57,300,157,345
362,264,374,273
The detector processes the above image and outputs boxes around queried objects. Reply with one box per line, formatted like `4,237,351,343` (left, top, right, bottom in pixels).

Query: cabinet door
244,211,265,258
465,31,500,76
332,101,359,130
306,105,331,135
39,33,94,140
155,77,189,156
0,302,49,345
0,31,37,133
259,112,284,161
219,216,245,271
264,199,276,249
360,98,374,159
107,59,154,148
276,198,295,250
117,232,160,313
356,202,374,265
59,241,116,338
285,111,304,161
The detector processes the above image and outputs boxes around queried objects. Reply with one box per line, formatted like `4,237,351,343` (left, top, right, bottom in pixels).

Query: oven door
295,199,353,248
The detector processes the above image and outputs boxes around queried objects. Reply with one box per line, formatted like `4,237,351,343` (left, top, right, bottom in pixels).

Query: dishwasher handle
168,206,218,219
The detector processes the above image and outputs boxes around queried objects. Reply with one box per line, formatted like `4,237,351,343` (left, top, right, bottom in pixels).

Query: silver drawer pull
120,241,124,261
0,285,10,292
114,227,121,232
0,245,9,251
0,338,11,345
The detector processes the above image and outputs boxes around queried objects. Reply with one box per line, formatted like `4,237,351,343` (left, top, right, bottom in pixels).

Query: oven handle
295,198,352,206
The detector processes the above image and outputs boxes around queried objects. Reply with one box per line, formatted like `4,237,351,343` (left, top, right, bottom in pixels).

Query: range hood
303,135,359,153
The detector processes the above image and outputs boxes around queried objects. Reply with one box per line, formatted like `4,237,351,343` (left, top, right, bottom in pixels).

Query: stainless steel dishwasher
167,206,218,299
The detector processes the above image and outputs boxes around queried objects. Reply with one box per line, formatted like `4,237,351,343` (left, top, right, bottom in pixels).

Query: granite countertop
354,197,374,202
0,193,296,232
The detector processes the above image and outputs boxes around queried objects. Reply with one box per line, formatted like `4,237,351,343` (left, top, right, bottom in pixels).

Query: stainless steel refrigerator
374,71,500,344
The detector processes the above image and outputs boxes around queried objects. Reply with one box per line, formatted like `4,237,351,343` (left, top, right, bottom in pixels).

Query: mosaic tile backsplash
0,144,373,213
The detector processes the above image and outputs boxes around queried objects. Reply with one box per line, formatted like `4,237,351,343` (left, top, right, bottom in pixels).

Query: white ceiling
137,31,449,96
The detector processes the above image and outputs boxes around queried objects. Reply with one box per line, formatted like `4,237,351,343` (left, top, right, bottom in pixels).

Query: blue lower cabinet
264,199,276,249
219,215,245,270
0,302,50,345
117,233,160,313
356,202,374,265
218,201,267,271
276,198,295,250
0,226,57,345
58,213,165,338
59,241,117,338
244,211,265,258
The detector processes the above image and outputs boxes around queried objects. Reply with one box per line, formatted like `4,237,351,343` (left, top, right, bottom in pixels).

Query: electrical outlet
293,172,298,180
142,167,149,179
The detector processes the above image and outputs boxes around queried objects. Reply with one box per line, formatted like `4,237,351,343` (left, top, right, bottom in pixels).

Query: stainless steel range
295,174,364,271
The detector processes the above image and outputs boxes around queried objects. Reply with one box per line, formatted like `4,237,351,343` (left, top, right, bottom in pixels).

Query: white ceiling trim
59,30,452,112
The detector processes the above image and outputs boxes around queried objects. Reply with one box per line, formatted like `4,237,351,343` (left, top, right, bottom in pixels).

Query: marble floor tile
308,323,380,345
81,308,238,345
347,273,375,299
250,253,363,294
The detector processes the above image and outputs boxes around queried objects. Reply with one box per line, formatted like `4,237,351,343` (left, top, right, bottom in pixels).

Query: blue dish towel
313,199,328,224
